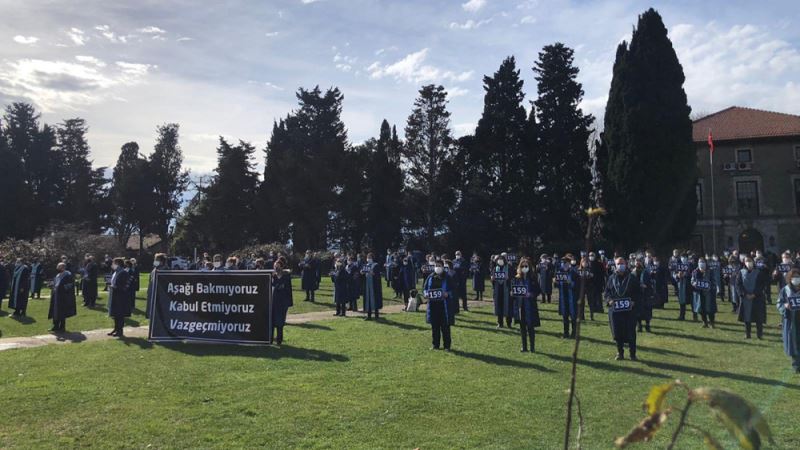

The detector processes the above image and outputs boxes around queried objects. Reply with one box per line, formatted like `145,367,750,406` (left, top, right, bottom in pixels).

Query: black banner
148,270,273,345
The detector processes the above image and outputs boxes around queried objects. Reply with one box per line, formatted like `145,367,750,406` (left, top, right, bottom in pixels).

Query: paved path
0,300,493,352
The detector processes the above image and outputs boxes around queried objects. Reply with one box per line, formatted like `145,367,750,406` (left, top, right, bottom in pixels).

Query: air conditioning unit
737,162,752,171
722,162,736,172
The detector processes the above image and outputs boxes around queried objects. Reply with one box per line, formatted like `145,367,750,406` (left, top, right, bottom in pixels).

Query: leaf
643,382,675,415
614,411,670,448
701,430,725,450
690,388,774,450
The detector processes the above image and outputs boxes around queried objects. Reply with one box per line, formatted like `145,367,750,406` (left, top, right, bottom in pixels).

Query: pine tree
109,142,156,247
603,8,696,250
364,120,403,255
533,43,595,245
0,118,34,239
149,123,189,244
402,84,457,249
55,118,107,230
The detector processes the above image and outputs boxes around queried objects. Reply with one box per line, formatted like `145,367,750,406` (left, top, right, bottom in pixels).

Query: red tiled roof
692,106,800,142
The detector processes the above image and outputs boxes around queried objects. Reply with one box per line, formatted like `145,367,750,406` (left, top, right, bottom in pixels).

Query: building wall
693,136,800,254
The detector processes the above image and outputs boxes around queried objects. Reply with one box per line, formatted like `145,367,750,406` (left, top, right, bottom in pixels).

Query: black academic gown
604,271,642,344
82,261,99,304
49,271,77,321
108,268,131,318
272,273,293,327
8,264,31,312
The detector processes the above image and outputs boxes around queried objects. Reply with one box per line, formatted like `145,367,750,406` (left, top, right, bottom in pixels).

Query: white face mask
521,267,530,274
367,258,373,264
153,261,161,267
616,264,627,273
589,256,596,261
698,262,707,270
112,264,119,270
434,266,443,275
213,261,222,268
792,278,800,287
497,260,505,266
783,258,791,265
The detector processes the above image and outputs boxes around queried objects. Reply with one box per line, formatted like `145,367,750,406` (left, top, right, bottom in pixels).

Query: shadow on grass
653,329,772,346
457,323,519,335
641,359,800,391
541,352,671,380
155,341,350,362
377,318,428,331
53,331,88,343
8,315,36,324
290,322,333,331
451,349,555,372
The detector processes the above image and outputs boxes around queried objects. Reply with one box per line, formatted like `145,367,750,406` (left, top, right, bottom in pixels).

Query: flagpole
709,128,717,255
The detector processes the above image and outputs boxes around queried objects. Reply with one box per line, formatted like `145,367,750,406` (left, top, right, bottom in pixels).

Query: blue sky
1,0,799,173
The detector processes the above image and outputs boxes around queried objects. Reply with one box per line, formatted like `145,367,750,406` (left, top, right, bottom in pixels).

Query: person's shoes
563,332,569,339
107,331,116,336
570,331,576,339
521,347,528,353
444,348,451,353
116,333,124,338
709,323,715,329
638,325,643,332
496,324,503,329
430,346,439,350
630,354,638,361
48,327,57,332
615,354,624,361
757,335,763,340
702,323,708,328
645,325,652,333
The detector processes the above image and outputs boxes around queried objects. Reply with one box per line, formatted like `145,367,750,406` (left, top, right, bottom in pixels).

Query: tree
149,123,189,244
54,118,107,230
0,118,34,239
363,120,404,255
603,8,696,250
458,56,530,252
402,84,457,249
533,43,595,245
108,142,156,248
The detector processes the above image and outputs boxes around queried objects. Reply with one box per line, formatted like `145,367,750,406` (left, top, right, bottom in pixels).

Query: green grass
0,294,797,449
0,275,408,338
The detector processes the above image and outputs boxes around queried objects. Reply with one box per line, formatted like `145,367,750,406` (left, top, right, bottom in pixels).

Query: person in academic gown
587,252,605,319
773,251,796,293
107,257,131,337
724,256,742,312
709,255,724,301
691,258,718,328
424,260,456,351
777,268,800,373
331,259,350,317
668,249,680,296
491,254,515,328
8,258,31,317
577,257,594,321
124,259,137,313
633,259,654,333
362,253,383,320
755,251,772,304
271,258,293,345
130,257,140,294
82,254,99,307
674,255,695,321
536,254,554,304
299,250,320,302
48,262,77,332
453,251,469,311
346,256,361,312
556,255,579,338
146,253,166,319
470,256,485,301
29,257,45,299
648,256,669,309
397,257,416,310
736,256,769,339
604,257,642,361
512,258,542,353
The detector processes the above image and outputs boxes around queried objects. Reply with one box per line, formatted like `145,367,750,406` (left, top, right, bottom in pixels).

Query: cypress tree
603,8,696,250
149,123,189,244
364,120,404,255
0,119,34,239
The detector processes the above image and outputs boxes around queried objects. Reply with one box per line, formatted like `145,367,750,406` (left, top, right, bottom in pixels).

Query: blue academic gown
605,272,641,344
777,285,800,363
29,262,44,295
737,268,768,324
470,262,485,292
331,268,350,305
8,264,31,312
271,273,293,327
513,275,541,327
492,264,515,320
556,267,579,320
674,262,693,306
649,264,669,307
537,261,554,295
300,258,320,291
691,269,717,315
362,263,384,313
0,263,8,301
425,273,456,326
636,268,654,322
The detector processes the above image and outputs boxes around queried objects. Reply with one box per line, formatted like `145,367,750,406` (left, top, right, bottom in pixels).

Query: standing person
82,254,99,307
556,255,579,338
605,257,642,361
48,262,77,332
773,251,795,294
491,254,514,328
362,253,383,320
691,258,718,328
424,260,455,351
537,254,554,304
107,257,131,337
129,258,140,310
633,259,653,332
146,253,166,319
8,258,31,317
737,256,769,340
668,249,680,296
29,257,44,299
299,250,320,302
470,255,485,301
709,254,724,302
755,251,771,304
385,249,393,287
777,268,800,373
512,258,542,353
331,259,350,317
397,256,415,311
648,256,669,309
0,256,8,309
453,251,469,312
346,256,361,312
577,257,594,321
674,255,694,321
725,256,742,312
586,253,605,320
271,257,293,345
124,259,137,313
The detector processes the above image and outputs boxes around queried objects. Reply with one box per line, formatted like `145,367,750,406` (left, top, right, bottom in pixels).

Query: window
695,183,703,216
794,145,800,161
736,181,759,216
736,148,752,163
794,179,800,214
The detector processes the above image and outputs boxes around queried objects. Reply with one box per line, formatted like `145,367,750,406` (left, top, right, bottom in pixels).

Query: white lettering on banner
167,282,194,296
200,302,255,315
169,319,252,334
195,283,259,296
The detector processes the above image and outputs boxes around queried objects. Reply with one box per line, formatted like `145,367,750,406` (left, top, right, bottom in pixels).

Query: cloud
137,26,166,34
94,24,127,43
519,15,536,25
67,28,87,46
367,48,473,84
176,37,193,42
448,86,469,98
449,18,492,30
75,55,106,67
264,31,279,37
462,0,487,13
13,35,39,45
453,122,476,136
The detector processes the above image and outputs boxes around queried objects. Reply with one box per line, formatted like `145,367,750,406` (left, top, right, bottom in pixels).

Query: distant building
692,106,800,255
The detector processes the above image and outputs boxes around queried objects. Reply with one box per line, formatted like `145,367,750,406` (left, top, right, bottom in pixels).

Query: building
692,106,800,255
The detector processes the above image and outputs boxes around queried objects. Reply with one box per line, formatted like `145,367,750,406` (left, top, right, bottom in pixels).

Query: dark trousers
562,315,576,337
519,310,535,351
349,298,358,311
335,303,346,316
367,309,380,319
497,314,512,328
304,290,314,301
461,295,469,311
113,317,125,335
700,313,715,324
542,292,552,303
271,326,284,344
745,321,763,339
793,356,800,371
475,290,483,301
431,321,451,349
51,319,65,331
401,289,410,308
616,338,637,358
678,304,697,320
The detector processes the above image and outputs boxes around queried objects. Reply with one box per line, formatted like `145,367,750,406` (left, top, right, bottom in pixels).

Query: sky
1,0,799,175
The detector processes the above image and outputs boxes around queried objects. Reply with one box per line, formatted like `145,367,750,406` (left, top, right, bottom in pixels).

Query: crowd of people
0,246,798,373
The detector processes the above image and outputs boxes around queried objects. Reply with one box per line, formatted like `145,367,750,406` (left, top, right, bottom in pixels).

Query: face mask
444,266,451,272
616,264,627,273
153,261,161,267
783,258,791,265
521,267,529,274
589,256,596,261
792,278,800,287
434,267,443,275
570,260,577,266
112,264,119,271
698,263,707,270
367,258,373,264
681,257,688,263
335,263,342,269
403,261,408,265
213,262,222,268
497,260,505,266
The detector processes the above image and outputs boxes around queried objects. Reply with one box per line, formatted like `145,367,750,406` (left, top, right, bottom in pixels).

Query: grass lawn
0,291,797,449
0,275,408,338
